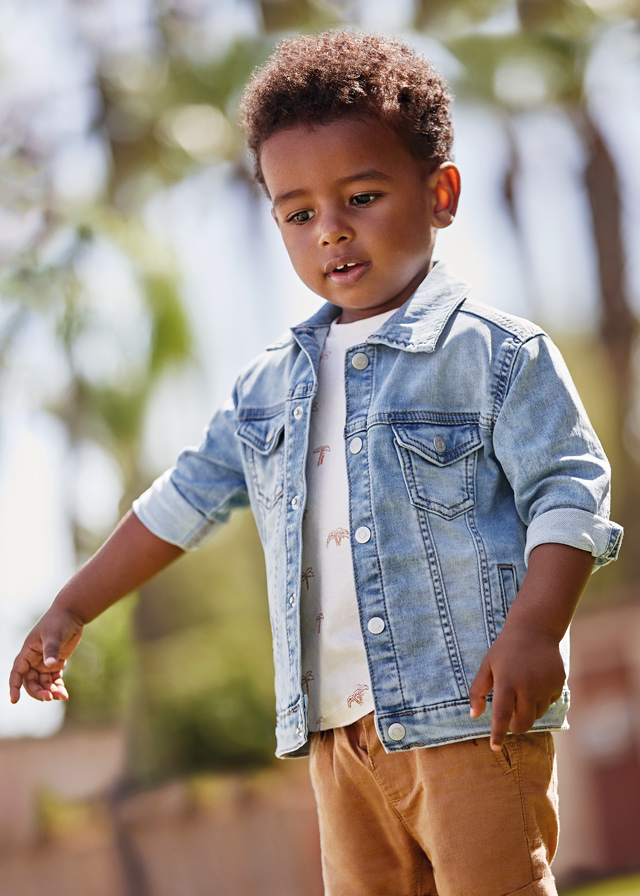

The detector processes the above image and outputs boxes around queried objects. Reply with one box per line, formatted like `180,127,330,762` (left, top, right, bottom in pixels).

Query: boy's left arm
469,541,594,751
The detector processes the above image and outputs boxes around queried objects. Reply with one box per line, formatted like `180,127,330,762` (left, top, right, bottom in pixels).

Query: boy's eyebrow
272,169,393,210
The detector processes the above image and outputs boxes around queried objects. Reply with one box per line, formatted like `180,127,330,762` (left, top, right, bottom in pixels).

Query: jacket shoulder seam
459,299,545,342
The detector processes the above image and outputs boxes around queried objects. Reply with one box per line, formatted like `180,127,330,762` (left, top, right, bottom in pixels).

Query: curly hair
240,30,454,188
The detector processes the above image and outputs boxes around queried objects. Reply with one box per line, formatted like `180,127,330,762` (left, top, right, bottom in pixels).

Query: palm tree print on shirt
301,567,314,590
326,527,349,547
302,671,314,694
316,613,324,633
347,684,370,708
313,445,331,466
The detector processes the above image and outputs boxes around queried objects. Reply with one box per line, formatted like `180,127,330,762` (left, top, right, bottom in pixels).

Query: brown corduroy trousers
309,713,559,896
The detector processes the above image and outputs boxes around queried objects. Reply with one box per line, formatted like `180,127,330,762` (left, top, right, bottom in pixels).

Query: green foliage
144,272,192,374
81,381,148,450
560,874,640,896
256,0,340,33
448,31,585,105
551,332,628,599
63,596,136,728
171,39,272,112
515,0,599,38
123,510,277,782
128,667,276,781
414,0,507,35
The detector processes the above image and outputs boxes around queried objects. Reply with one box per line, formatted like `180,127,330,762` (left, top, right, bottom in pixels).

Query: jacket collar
291,261,471,354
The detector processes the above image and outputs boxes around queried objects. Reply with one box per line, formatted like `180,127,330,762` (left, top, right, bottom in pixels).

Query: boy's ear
428,163,461,229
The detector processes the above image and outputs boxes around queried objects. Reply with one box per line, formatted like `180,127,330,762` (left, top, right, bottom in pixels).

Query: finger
469,658,493,720
22,679,67,701
49,672,69,700
22,669,52,701
9,655,31,704
508,695,537,736
22,668,69,702
489,686,516,751
9,678,22,705
43,638,62,667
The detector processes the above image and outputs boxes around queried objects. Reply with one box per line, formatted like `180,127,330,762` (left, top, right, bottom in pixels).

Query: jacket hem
274,694,570,758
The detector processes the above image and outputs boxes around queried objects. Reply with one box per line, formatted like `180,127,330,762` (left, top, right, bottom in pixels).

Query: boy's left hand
468,625,566,751
468,542,594,751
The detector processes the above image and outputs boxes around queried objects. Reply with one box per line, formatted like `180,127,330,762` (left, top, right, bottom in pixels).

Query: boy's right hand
9,511,185,706
9,607,84,704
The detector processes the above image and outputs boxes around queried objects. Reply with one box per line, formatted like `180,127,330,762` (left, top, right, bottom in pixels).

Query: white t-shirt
300,308,396,731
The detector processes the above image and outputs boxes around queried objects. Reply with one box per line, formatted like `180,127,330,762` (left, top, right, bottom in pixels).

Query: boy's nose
319,213,354,246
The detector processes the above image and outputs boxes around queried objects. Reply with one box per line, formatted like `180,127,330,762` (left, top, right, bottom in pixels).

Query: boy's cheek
281,238,311,277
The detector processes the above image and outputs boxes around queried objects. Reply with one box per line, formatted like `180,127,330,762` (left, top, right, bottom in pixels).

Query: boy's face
260,116,459,323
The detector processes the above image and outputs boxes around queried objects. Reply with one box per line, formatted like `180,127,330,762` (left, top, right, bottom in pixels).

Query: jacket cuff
525,507,623,570
132,470,223,551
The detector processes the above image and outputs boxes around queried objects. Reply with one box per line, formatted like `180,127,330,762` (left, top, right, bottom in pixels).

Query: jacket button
291,495,300,509
355,526,371,544
433,436,447,454
367,617,385,634
388,723,406,741
351,352,369,370
293,406,303,420
349,437,363,454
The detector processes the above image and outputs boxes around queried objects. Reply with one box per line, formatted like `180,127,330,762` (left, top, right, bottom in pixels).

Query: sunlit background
1,1,640,893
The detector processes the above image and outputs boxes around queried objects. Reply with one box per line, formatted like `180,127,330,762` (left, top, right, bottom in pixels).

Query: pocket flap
392,421,481,466
236,408,285,455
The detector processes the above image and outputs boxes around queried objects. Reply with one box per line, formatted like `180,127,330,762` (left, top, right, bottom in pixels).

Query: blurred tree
0,0,288,775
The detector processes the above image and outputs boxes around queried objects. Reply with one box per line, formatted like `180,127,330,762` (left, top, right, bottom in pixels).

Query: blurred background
1,0,639,893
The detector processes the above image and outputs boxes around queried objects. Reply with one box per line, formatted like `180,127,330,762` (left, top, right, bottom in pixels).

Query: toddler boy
10,30,622,896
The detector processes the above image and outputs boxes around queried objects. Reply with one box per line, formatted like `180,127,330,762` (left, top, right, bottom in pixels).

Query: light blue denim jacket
133,262,622,758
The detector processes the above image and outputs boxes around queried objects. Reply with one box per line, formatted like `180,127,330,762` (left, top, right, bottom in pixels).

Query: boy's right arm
9,510,184,704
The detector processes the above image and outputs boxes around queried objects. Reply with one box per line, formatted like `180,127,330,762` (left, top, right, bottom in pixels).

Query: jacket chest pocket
392,421,482,519
236,409,286,512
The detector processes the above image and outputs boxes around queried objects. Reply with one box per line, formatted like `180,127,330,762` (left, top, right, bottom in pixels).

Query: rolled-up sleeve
493,333,623,569
133,398,249,551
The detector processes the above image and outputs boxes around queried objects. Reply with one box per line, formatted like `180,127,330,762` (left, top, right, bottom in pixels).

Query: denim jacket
133,262,622,758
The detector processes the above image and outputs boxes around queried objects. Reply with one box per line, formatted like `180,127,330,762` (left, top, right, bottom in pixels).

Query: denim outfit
133,262,622,759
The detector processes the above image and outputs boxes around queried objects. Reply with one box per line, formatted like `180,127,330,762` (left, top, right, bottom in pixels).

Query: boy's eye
287,209,315,224
352,193,379,206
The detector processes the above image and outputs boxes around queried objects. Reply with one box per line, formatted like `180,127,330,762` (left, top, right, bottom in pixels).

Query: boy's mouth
325,258,370,284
